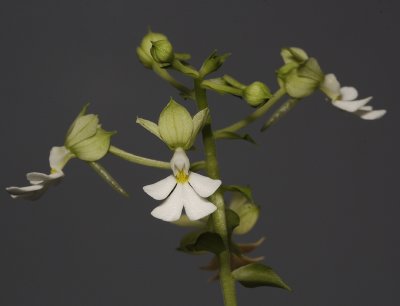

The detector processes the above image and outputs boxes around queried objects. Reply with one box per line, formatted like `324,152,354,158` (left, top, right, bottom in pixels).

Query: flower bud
199,50,231,77
150,39,175,64
243,82,272,107
136,30,168,68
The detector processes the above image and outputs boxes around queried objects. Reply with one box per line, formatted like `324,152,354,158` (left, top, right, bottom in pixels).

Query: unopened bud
243,82,272,107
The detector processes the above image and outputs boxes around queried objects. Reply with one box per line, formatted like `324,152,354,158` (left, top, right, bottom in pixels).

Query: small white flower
6,146,72,200
321,73,386,120
143,148,221,222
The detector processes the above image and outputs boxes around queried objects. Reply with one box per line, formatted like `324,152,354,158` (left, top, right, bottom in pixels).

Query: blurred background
0,0,399,305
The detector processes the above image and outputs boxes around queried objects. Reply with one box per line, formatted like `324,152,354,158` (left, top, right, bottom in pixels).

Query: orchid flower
143,148,221,222
321,73,386,120
6,146,72,200
6,104,115,200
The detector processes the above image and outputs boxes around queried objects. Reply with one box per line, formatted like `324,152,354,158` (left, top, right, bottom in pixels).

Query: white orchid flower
6,146,72,200
143,148,221,222
321,73,386,120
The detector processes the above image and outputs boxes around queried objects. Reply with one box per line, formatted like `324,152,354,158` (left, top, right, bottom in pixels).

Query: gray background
0,0,398,305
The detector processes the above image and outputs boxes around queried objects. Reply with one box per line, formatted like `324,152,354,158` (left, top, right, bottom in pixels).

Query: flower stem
109,145,170,169
194,79,238,306
214,87,286,137
152,65,194,99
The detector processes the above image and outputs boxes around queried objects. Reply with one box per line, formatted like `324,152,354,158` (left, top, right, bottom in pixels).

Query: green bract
150,39,174,64
65,104,115,161
243,82,272,106
136,30,168,68
137,98,209,150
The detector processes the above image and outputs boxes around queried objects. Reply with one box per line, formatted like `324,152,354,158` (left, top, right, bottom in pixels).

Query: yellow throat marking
50,168,58,174
175,170,189,184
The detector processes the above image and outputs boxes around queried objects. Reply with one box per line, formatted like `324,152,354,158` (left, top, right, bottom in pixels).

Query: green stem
109,145,170,169
194,79,238,306
214,87,286,137
152,65,193,99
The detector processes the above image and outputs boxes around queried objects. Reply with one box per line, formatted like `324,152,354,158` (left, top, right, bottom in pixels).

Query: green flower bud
243,82,272,107
281,47,308,64
136,30,168,68
150,39,175,64
199,50,231,77
64,104,115,161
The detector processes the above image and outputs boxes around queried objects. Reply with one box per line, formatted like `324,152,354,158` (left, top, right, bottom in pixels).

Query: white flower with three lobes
143,148,221,222
321,73,386,120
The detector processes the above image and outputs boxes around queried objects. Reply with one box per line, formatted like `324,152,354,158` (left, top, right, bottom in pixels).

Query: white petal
6,185,46,200
143,175,177,200
188,172,221,198
26,171,64,184
332,97,372,112
182,183,217,221
6,185,43,194
321,74,341,99
358,106,373,111
340,86,358,101
358,109,387,120
49,146,73,171
151,184,184,222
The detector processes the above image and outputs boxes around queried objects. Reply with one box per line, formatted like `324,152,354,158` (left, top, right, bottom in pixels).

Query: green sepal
178,231,225,255
229,193,260,235
186,108,209,148
232,263,291,291
223,185,254,202
136,117,162,140
70,128,116,161
285,70,319,98
65,114,98,148
87,161,129,197
214,131,256,145
297,58,323,82
65,102,90,136
158,98,194,150
281,47,308,64
199,50,231,77
261,99,300,132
